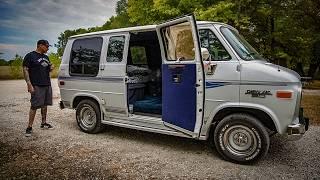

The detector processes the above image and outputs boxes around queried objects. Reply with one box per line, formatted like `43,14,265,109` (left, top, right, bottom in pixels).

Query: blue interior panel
162,64,196,132
133,96,162,114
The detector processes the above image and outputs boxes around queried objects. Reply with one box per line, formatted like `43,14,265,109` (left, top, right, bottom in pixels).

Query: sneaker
25,127,32,137
40,123,53,129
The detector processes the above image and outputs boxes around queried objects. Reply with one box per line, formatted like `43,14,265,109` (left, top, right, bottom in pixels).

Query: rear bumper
287,108,309,141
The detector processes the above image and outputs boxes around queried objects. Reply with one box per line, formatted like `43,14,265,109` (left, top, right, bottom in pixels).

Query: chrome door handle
100,64,105,70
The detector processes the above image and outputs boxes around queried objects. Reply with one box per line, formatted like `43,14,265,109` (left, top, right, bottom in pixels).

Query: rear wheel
76,99,104,134
213,113,270,164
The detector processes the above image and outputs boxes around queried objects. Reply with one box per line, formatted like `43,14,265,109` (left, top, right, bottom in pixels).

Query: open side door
156,15,204,138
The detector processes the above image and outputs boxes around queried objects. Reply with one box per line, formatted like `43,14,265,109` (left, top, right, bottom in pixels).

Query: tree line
4,0,319,78
0,53,61,79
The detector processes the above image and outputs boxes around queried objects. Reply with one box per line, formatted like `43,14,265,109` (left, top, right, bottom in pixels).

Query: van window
162,21,195,61
130,46,147,65
70,37,103,76
199,29,231,61
106,36,125,62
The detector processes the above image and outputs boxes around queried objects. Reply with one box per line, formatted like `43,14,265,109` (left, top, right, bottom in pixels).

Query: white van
58,15,309,163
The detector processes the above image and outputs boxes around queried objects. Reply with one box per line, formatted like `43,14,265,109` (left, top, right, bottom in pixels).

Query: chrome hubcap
79,105,96,129
233,132,248,146
223,125,257,156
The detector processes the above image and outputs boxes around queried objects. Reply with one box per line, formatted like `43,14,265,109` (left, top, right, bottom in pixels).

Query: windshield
220,27,264,61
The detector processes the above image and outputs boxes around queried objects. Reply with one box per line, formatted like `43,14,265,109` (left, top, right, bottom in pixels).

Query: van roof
70,21,234,39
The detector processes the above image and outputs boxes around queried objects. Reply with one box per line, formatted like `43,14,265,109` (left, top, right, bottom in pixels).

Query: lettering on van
245,90,272,98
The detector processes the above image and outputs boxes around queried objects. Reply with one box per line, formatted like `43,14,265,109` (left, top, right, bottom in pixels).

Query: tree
10,54,23,79
0,52,8,66
55,0,320,78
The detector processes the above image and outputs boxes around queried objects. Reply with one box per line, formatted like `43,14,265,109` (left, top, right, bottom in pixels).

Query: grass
302,94,320,125
0,66,13,79
0,66,58,80
304,80,320,90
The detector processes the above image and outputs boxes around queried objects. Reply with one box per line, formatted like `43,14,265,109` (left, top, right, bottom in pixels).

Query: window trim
199,28,232,61
69,36,103,77
106,35,126,63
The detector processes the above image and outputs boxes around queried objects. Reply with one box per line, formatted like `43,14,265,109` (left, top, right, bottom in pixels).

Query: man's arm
23,66,34,93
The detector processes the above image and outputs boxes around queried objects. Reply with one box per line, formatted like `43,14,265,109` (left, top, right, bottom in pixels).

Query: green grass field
0,66,58,79
304,80,320,90
302,94,320,125
0,66,14,79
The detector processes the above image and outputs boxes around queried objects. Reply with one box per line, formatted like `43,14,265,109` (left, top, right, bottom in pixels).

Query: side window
106,36,125,62
161,21,195,61
70,37,102,76
130,46,147,65
199,29,231,61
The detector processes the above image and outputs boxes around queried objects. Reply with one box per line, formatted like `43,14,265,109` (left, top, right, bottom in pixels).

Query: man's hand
27,82,34,93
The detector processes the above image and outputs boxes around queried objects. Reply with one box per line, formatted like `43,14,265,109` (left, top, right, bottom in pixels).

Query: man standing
23,40,54,137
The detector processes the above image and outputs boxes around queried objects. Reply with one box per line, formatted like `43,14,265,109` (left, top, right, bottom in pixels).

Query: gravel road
0,79,319,179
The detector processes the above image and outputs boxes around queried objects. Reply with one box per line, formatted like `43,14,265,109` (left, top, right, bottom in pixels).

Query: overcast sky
0,0,118,60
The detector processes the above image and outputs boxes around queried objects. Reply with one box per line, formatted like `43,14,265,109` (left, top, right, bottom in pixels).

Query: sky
0,0,118,60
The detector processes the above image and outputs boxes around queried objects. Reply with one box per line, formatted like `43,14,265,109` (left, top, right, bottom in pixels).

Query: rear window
106,36,125,62
70,37,103,76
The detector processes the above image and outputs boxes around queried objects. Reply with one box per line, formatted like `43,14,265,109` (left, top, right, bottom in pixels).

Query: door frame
156,15,205,138
99,32,130,117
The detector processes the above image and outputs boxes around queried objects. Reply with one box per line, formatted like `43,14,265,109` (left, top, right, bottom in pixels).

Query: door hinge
101,99,106,105
236,64,241,72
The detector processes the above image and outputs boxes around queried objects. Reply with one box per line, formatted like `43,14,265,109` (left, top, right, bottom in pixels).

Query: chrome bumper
287,108,309,141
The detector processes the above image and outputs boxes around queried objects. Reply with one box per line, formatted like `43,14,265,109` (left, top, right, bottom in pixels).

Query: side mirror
201,48,217,75
201,48,210,61
205,63,217,75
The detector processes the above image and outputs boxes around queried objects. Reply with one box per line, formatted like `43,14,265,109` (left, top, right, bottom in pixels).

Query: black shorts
30,86,52,109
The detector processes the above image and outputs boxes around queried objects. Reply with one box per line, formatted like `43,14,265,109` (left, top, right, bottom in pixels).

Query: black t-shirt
23,51,51,86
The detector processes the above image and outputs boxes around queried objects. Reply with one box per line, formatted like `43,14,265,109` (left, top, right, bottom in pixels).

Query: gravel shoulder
0,79,320,179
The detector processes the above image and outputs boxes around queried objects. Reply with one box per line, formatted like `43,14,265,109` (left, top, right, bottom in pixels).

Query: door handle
124,76,129,83
236,64,241,72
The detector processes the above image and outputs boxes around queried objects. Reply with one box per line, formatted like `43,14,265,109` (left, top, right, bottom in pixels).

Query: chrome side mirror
201,48,217,75
201,48,210,61
206,63,217,75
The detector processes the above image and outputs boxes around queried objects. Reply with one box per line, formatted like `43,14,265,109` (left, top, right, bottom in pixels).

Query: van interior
126,31,163,116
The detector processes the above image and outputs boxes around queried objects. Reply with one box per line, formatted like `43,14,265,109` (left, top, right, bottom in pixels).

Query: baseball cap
37,39,52,47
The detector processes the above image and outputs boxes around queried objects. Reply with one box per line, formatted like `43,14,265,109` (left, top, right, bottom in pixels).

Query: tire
213,113,270,164
76,99,104,134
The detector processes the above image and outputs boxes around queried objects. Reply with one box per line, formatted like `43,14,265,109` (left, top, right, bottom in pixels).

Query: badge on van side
245,90,272,98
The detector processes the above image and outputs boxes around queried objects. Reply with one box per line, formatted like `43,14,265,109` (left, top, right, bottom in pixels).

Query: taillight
59,81,65,86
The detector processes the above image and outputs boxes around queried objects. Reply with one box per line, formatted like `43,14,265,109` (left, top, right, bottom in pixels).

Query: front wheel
213,113,270,164
76,99,104,134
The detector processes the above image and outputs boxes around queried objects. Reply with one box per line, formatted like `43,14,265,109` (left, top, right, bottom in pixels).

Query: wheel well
210,107,277,133
72,96,99,109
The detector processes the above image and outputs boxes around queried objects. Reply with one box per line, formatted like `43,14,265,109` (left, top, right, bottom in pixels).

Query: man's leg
26,107,36,136
41,106,47,124
28,107,37,128
40,105,53,129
